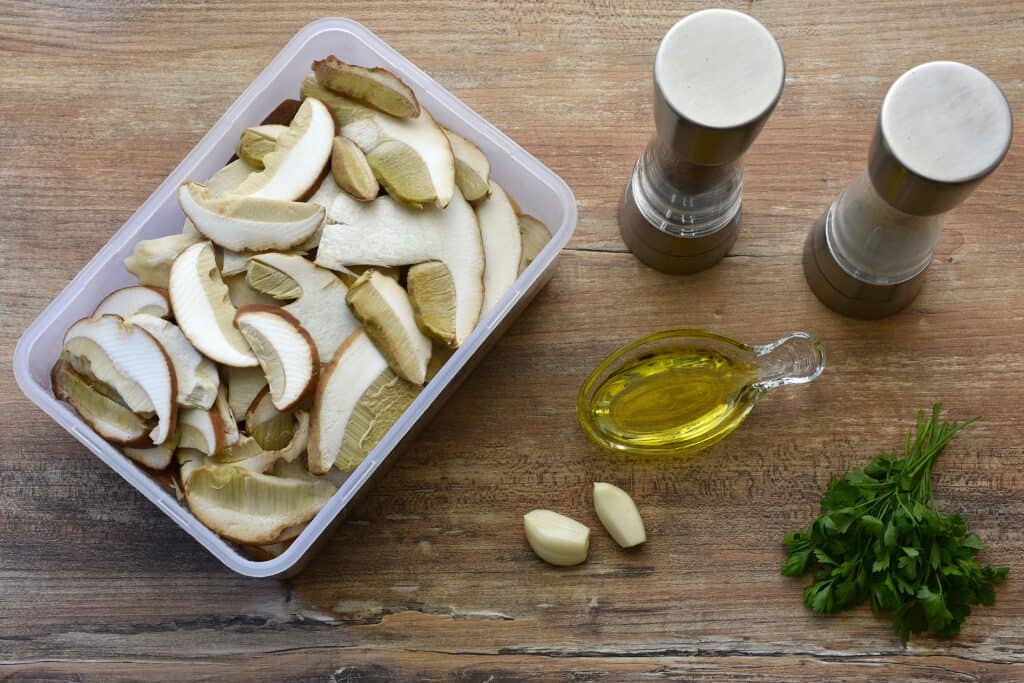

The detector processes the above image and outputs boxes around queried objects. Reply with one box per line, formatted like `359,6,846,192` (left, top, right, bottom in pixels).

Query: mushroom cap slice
62,315,177,444
406,261,456,346
235,124,287,169
51,360,151,446
127,313,219,410
212,411,309,474
443,128,491,202
234,306,319,412
94,286,171,319
233,97,335,201
179,182,324,253
313,55,420,119
178,406,227,456
474,181,523,315
184,464,336,545
124,233,201,289
169,242,257,367
302,78,454,209
315,190,484,347
346,270,432,385
331,135,379,202
308,330,420,474
245,386,299,451
518,214,552,273
225,365,268,420
246,252,358,362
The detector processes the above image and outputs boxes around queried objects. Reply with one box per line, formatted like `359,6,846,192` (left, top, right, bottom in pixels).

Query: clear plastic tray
12,17,577,577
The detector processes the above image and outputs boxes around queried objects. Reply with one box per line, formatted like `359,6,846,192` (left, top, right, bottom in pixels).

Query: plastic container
12,18,577,577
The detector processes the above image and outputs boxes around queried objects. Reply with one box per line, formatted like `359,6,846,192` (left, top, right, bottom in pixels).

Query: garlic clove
593,482,647,548
523,509,590,566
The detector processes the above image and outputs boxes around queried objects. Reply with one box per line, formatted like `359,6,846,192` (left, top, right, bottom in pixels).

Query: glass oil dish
577,330,825,457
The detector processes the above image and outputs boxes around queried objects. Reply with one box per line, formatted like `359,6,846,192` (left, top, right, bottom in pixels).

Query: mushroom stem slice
51,360,151,446
346,270,432,385
313,55,420,118
94,286,171,319
184,464,336,545
62,315,177,444
179,182,324,253
125,233,201,289
234,306,319,412
308,330,420,474
169,242,257,368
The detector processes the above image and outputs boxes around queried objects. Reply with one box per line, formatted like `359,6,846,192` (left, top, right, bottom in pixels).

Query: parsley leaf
781,404,1007,644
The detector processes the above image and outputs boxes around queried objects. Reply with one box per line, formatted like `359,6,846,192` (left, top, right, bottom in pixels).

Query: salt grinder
619,9,785,274
804,61,1013,319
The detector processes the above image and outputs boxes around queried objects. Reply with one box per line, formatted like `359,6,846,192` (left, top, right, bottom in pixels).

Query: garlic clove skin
593,482,647,548
523,510,590,566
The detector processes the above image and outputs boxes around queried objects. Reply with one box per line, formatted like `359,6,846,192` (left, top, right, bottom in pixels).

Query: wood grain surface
2,1,1023,680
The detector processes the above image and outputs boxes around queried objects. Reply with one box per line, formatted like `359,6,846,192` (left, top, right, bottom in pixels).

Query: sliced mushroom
312,56,420,118
225,274,279,309
234,306,318,411
235,124,287,168
302,77,454,209
346,270,432,385
215,383,240,447
51,360,151,446
123,430,179,470
225,365,268,420
184,464,336,545
245,386,298,451
124,232,201,289
93,286,170,319
179,182,324,253
212,411,309,473
62,315,176,444
178,406,226,456
176,447,210,485
475,180,523,315
406,261,456,346
127,313,219,410
246,252,358,362
443,128,490,202
315,190,484,347
331,135,379,201
518,214,551,273
169,242,257,367
233,97,334,201
308,330,419,474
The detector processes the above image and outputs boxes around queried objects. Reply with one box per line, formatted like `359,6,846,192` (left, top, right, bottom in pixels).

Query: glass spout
750,332,826,391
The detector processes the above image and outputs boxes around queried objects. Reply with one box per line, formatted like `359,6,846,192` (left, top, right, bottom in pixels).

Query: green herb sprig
782,404,1007,644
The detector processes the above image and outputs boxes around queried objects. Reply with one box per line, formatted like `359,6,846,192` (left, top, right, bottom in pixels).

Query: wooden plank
1,0,1022,680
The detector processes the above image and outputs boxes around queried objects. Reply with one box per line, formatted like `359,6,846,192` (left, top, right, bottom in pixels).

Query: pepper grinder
804,61,1012,319
619,9,785,274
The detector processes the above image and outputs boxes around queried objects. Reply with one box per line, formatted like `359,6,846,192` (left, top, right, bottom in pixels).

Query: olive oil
586,346,760,455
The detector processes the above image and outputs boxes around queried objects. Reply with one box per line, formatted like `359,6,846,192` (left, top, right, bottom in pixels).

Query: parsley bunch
782,404,1007,644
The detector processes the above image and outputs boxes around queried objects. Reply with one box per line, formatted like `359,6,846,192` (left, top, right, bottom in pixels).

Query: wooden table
2,1,1022,680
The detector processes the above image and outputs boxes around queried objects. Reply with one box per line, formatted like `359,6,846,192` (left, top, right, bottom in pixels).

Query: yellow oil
586,346,761,455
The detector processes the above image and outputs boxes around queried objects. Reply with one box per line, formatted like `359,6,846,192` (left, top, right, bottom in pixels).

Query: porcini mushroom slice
127,313,219,410
62,337,154,414
315,190,483,347
94,286,171,319
125,232,201,289
407,261,457,346
178,182,324,253
346,270,432,385
169,242,257,367
51,360,150,446
235,124,287,169
518,214,552,273
234,306,318,412
215,383,240,448
331,135,379,201
213,411,309,474
184,464,336,545
178,406,226,456
475,181,523,315
123,430,179,470
233,97,334,201
443,128,491,202
246,252,358,362
308,330,419,474
302,77,454,209
225,365,268,420
245,386,298,451
312,56,420,119
225,274,278,309
62,315,176,444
